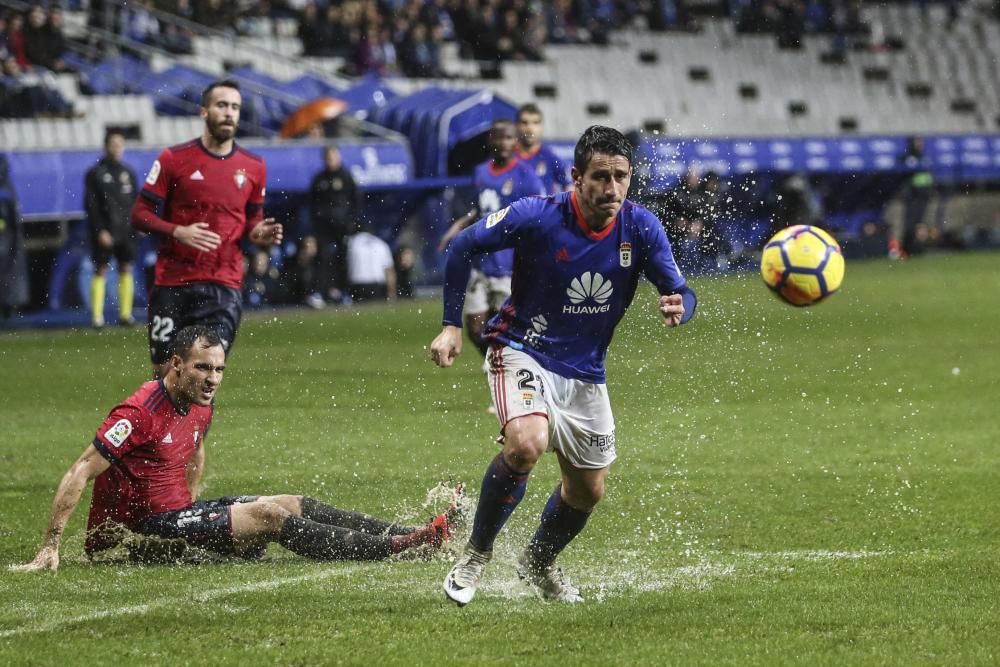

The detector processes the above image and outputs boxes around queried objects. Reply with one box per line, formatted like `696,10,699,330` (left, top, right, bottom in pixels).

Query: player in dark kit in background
130,79,284,379
515,103,572,195
85,130,139,328
437,120,545,360
13,326,457,572
431,126,696,605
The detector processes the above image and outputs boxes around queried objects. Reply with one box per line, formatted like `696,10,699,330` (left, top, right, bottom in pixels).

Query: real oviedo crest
619,242,632,267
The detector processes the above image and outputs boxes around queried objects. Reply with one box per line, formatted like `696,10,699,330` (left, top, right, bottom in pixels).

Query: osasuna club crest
619,242,632,267
234,169,247,189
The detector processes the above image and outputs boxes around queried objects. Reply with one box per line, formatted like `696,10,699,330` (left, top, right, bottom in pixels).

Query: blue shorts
134,496,261,558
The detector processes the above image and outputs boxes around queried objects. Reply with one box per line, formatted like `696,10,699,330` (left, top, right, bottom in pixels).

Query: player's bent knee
257,494,304,515
233,501,292,537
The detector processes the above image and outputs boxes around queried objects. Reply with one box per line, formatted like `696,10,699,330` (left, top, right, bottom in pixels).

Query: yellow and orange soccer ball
760,225,845,306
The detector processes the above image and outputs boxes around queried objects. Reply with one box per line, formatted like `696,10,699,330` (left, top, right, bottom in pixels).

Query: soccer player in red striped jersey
130,79,284,379
14,326,457,572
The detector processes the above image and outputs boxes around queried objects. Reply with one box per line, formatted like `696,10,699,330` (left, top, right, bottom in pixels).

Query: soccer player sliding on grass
14,325,457,572
430,126,697,605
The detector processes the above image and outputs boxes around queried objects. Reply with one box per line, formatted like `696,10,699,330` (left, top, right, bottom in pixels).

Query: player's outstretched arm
430,325,463,368
11,445,110,573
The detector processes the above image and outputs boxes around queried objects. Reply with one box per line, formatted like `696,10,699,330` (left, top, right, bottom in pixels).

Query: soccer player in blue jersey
430,125,697,605
438,120,545,359
515,103,573,195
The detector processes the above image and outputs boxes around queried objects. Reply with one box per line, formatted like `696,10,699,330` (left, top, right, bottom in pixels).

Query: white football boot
443,543,492,606
516,552,584,603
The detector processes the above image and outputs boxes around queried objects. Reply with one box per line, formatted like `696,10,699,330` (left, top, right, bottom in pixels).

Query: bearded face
201,86,241,144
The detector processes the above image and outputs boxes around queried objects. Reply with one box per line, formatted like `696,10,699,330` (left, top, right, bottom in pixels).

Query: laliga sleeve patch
104,418,133,448
145,160,161,186
485,206,510,229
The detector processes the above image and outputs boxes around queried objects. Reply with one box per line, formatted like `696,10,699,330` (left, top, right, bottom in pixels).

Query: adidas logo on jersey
564,272,613,314
163,433,173,444
190,170,205,180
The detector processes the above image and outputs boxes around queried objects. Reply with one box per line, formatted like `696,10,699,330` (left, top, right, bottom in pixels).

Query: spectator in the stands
285,235,323,309
448,0,478,58
5,12,29,68
21,5,48,67
236,0,274,38
0,14,10,62
298,2,327,56
496,7,543,61
193,0,237,33
244,249,284,309
696,171,732,264
120,0,161,46
20,6,71,73
776,0,806,49
546,0,587,44
577,0,617,44
394,245,416,300
400,21,444,78
346,221,396,304
324,4,356,58
88,0,121,34
353,24,398,76
647,0,699,32
769,173,824,242
467,2,500,61
662,167,703,248
1,55,75,117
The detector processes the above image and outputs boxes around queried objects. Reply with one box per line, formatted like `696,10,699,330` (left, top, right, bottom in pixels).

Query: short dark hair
103,129,124,145
573,125,633,173
171,325,224,360
517,103,542,121
200,79,241,108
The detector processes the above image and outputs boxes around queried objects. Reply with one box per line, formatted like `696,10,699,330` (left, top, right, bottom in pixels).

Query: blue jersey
517,144,572,194
443,191,696,383
471,158,545,277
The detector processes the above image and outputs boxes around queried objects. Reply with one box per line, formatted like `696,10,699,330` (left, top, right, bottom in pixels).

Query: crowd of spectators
293,1,705,77
0,6,75,117
732,0,874,54
3,0,885,93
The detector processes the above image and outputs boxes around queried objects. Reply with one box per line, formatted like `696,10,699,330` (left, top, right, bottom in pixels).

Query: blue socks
526,484,591,567
469,453,529,551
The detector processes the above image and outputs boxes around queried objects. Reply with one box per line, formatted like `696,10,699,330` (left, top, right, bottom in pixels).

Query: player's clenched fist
430,326,463,368
659,293,685,328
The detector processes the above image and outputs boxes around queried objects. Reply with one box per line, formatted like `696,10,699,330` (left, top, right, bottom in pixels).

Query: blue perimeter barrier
10,133,1000,220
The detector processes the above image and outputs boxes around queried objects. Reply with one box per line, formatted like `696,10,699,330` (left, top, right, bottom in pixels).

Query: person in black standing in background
894,135,934,259
307,145,361,306
0,154,28,320
85,130,139,328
